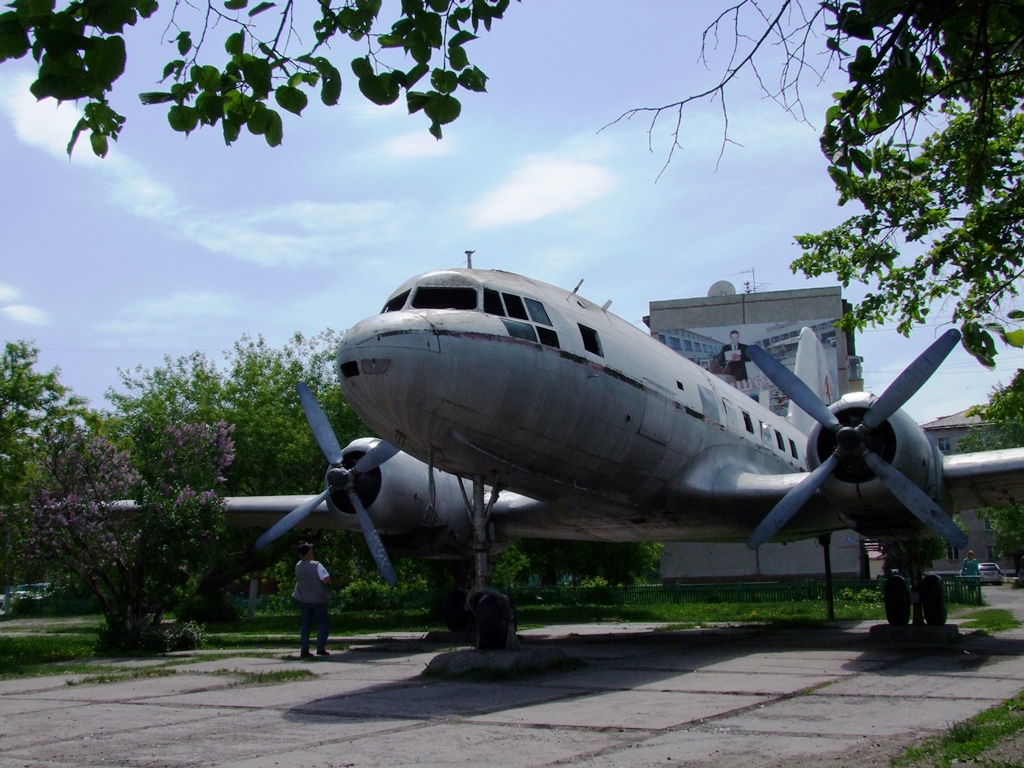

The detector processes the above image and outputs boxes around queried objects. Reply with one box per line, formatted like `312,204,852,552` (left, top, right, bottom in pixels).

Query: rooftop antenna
734,268,767,294
571,278,584,295
465,250,475,269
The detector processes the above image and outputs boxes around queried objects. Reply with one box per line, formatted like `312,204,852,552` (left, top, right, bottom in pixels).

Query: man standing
293,542,331,658
718,330,750,381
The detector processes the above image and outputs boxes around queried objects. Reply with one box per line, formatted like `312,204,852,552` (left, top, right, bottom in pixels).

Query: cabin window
502,293,530,320
524,298,553,326
676,381,684,390
742,411,754,434
340,361,360,378
411,286,478,310
775,430,785,451
698,385,720,423
382,290,410,313
536,327,560,348
789,438,799,459
502,319,538,342
578,324,603,356
484,288,505,316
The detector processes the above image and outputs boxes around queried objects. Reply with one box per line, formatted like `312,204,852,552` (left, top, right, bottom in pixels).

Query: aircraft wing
223,496,328,529
941,447,1024,510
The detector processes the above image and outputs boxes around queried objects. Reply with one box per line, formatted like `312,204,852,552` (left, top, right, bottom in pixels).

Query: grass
213,668,316,685
68,666,178,686
958,608,1023,634
0,634,97,678
892,690,1024,767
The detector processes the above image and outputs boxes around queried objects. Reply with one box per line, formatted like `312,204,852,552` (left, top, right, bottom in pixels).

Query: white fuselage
336,269,845,543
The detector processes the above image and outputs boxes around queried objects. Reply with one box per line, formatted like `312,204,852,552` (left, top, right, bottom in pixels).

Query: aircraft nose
338,311,442,367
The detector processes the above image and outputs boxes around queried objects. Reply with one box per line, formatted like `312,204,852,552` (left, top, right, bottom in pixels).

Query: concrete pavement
2,587,1023,767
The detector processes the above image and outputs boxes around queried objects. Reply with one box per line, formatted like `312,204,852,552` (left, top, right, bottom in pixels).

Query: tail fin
787,327,834,435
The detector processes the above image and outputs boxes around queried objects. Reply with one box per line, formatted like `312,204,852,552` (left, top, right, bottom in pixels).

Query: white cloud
0,72,101,166
3,305,49,324
0,282,19,302
471,157,618,227
385,132,454,158
97,291,247,341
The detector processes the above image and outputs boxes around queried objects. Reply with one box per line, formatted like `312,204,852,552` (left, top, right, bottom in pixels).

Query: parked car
978,563,1004,585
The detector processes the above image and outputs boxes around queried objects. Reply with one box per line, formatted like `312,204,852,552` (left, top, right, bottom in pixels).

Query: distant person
718,330,750,381
960,550,980,579
293,542,331,658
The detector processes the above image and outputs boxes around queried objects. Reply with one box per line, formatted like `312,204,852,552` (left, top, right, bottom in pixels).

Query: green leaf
0,13,30,61
430,68,458,94
224,0,248,10
176,31,192,56
351,56,374,79
1008,310,1024,320
139,91,176,105
84,35,127,89
448,44,468,71
194,65,221,91
274,85,307,115
405,62,429,88
240,57,273,98
264,108,283,147
457,66,486,92
225,31,245,56
89,130,108,157
137,0,159,18
249,2,276,17
222,118,242,144
168,105,199,134
406,90,429,114
319,63,341,106
358,71,400,105
422,91,460,124
448,30,477,48
1004,329,1024,348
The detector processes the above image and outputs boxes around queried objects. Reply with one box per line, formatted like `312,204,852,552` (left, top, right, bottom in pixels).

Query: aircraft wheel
921,574,947,626
884,575,911,625
442,589,474,632
475,593,510,650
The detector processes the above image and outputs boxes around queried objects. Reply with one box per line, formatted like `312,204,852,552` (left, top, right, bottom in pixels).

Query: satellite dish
708,280,737,298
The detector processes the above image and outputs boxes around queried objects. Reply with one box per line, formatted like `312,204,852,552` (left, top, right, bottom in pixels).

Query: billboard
656,318,840,415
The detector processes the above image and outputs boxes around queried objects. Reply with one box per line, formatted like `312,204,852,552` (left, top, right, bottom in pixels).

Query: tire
475,593,509,650
442,589,474,632
884,575,911,625
920,574,947,626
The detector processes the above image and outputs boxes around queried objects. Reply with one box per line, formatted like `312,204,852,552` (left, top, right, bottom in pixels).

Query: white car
978,563,1004,585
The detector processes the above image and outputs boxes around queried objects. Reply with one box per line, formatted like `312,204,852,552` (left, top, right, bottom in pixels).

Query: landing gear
884,574,911,625
442,589,474,632
920,573,947,626
465,474,518,650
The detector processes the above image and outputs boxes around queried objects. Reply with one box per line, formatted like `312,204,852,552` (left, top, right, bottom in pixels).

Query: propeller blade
746,345,840,432
347,489,398,587
862,329,961,430
747,453,840,550
255,488,331,549
354,440,399,474
296,382,344,466
861,451,968,548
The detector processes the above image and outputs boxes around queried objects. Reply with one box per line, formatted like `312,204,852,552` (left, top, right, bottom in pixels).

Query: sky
2,1,1021,425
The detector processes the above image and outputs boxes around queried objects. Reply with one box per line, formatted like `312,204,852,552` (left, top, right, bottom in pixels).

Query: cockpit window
382,290,410,313
484,288,505,316
502,293,530,320
524,298,552,326
502,319,538,343
411,286,478,310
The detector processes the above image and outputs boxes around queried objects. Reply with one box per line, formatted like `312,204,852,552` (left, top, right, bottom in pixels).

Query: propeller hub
326,467,351,493
835,426,862,453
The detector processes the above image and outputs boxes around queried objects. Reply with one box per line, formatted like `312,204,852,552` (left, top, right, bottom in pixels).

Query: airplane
226,267,1024,649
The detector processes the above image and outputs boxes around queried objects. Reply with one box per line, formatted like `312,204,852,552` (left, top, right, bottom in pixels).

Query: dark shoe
299,650,313,658
316,649,330,656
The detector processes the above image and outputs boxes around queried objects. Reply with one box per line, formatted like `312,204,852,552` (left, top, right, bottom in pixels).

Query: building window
937,436,952,453
984,516,993,531
986,546,996,560
946,546,960,561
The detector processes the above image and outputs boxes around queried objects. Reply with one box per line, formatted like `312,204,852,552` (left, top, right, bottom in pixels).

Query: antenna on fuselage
571,279,584,295
465,250,475,269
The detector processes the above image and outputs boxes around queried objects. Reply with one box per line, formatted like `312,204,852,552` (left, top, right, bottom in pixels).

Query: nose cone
337,311,443,456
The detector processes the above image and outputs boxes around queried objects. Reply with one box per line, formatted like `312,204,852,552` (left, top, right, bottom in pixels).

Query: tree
26,419,232,644
0,0,511,156
0,341,84,594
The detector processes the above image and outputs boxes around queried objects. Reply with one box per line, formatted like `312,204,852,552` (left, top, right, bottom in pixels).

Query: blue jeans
297,601,329,654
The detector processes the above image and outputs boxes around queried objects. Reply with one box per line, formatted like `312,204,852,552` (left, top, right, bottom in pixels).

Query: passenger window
524,298,552,326
382,289,410,313
502,293,530,320
775,430,785,451
742,412,754,434
484,289,505,316
698,385,720,424
789,438,799,459
578,324,603,356
502,319,538,342
411,286,478,310
537,327,559,348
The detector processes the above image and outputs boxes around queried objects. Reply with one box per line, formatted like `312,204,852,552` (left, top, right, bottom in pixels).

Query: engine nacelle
330,438,475,558
807,392,946,537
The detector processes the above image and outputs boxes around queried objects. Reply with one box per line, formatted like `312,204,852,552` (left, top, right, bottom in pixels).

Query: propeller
255,382,399,587
745,329,967,550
